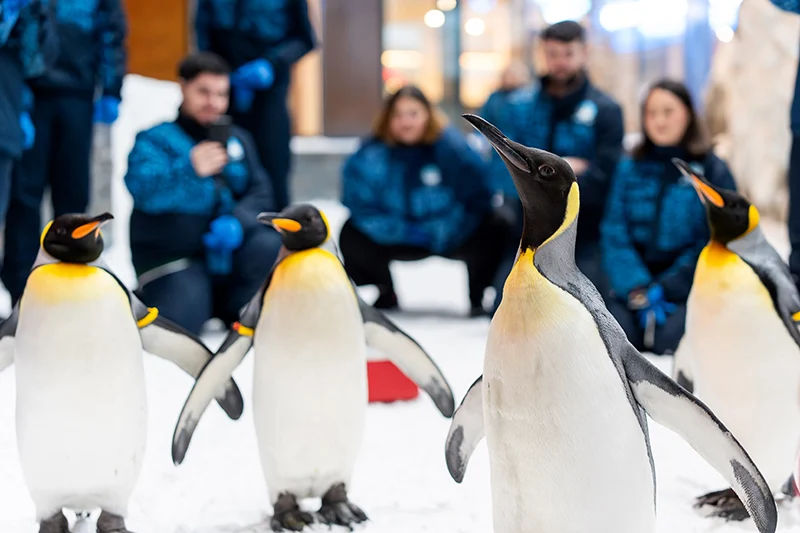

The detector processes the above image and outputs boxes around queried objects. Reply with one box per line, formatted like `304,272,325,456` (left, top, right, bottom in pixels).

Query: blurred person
479,59,532,128
339,86,511,317
124,52,281,335
0,0,56,227
600,80,736,355
771,1,800,289
195,0,317,211
487,20,624,311
1,0,127,305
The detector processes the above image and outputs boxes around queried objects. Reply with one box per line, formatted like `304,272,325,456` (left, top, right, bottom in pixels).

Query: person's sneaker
373,290,399,310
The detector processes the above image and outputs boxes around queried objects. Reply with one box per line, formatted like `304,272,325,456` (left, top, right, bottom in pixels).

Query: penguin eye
56,228,66,236
539,164,556,178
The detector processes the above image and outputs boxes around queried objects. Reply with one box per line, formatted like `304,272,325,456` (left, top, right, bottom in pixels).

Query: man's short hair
178,52,231,82
541,20,586,43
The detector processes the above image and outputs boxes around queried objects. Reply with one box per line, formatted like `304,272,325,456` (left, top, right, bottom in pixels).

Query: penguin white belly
485,262,655,533
14,264,147,519
686,247,800,491
252,249,368,501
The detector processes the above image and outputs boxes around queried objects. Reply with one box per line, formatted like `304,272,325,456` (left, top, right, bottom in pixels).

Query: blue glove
203,215,244,275
231,59,274,91
20,111,34,150
634,285,677,328
93,96,120,124
232,84,255,113
405,224,431,248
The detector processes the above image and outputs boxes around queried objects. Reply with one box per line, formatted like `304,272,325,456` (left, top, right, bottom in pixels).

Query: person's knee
139,268,211,335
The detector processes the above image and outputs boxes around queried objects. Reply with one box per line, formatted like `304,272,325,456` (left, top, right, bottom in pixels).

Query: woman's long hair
632,79,711,160
372,85,447,145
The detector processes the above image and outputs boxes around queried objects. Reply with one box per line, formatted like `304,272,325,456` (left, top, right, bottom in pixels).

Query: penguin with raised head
0,213,244,533
670,158,800,518
170,203,455,532
445,115,777,533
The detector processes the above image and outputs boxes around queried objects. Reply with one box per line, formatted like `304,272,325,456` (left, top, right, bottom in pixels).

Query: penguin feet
270,493,315,532
695,488,749,522
317,483,368,530
38,511,69,533
96,511,134,533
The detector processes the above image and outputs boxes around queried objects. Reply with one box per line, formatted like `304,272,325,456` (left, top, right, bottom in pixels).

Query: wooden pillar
126,0,190,81
322,1,384,136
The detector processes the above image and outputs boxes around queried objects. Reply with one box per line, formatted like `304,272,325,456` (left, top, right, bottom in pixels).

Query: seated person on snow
124,52,281,335
600,79,737,355
338,85,512,317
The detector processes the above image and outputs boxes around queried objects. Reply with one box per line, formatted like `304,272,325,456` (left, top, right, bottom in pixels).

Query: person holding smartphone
124,52,281,335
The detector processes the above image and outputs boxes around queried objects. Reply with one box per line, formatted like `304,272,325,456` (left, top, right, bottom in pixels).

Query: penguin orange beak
71,212,114,239
257,212,302,233
672,158,724,208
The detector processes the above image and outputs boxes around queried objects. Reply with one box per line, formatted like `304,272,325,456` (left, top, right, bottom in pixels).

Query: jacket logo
574,100,598,126
227,138,245,161
420,164,442,186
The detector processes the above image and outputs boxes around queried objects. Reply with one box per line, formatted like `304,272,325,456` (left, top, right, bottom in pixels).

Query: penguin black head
258,204,329,251
463,114,577,251
41,212,114,263
672,158,757,245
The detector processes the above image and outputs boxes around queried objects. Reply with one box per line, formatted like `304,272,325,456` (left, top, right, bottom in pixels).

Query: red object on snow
367,360,419,403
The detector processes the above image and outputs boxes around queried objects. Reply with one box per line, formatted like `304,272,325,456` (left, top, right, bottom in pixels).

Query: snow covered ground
1,75,799,532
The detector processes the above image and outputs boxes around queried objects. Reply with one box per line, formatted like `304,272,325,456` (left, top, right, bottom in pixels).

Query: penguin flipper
671,336,694,393
357,294,455,417
0,305,17,373
728,228,800,349
137,310,244,420
172,330,251,465
445,375,484,482
622,347,778,533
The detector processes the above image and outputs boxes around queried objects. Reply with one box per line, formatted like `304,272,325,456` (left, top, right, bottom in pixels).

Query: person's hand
629,284,677,328
20,111,34,150
190,141,228,177
231,59,274,90
93,96,120,124
562,157,589,176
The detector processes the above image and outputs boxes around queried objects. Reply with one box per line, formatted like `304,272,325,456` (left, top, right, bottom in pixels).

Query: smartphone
208,115,232,146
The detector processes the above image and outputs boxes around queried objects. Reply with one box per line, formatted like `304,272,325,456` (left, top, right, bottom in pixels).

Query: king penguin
170,203,455,531
0,213,244,533
670,158,800,518
444,115,777,533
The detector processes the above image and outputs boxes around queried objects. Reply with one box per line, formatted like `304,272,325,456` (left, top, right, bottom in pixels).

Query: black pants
339,214,509,308
230,77,291,210
1,95,93,303
607,298,687,355
789,134,800,282
136,228,281,335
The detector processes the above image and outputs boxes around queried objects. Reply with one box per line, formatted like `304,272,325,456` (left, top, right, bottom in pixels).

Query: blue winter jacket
125,114,275,275
600,147,736,303
28,0,126,99
0,0,57,157
487,75,625,243
195,0,316,80
771,0,800,133
342,127,493,255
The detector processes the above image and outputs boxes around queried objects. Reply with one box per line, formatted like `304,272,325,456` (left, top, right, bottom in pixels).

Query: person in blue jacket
339,85,512,317
195,0,316,211
600,79,737,355
0,0,127,305
486,20,624,311
0,0,56,226
124,52,281,335
771,0,800,288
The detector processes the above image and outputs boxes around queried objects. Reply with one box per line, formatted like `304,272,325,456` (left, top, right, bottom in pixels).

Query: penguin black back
462,114,576,251
42,212,114,263
672,158,755,245
258,204,329,251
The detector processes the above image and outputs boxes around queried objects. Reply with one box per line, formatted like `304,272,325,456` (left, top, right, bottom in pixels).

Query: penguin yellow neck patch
699,241,738,270
266,248,351,300
25,263,126,304
541,183,579,248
